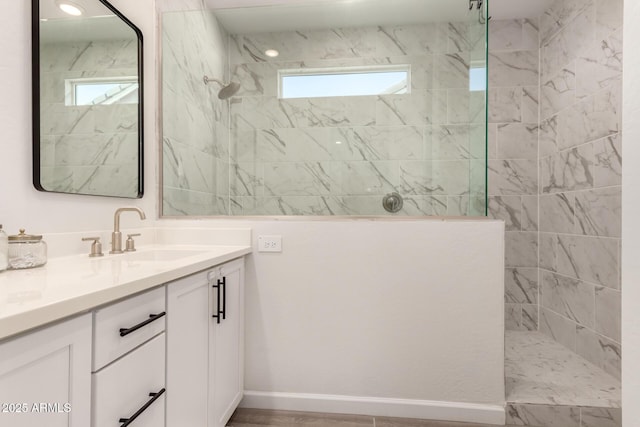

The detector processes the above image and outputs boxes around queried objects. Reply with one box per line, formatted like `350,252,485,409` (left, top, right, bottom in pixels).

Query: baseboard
240,391,506,425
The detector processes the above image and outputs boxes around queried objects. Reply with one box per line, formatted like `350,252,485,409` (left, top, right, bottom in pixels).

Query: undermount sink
122,249,205,262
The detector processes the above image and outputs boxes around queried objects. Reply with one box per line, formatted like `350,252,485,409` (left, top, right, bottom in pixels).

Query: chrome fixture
110,207,146,254
469,0,489,23
382,192,403,213
203,75,241,100
82,236,104,257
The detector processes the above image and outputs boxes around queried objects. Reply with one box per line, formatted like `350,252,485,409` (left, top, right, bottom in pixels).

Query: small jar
0,225,8,272
8,229,47,270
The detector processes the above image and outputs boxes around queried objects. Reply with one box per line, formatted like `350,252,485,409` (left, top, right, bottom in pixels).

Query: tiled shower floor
505,331,621,426
505,330,621,407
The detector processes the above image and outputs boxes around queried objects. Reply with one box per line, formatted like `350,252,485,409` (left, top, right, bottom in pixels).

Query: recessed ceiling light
55,0,84,16
264,49,279,58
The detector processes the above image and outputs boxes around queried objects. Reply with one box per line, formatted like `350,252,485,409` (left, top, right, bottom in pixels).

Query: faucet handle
125,233,141,252
82,237,104,258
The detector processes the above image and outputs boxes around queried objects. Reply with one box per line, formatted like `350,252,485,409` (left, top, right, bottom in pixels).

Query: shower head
218,81,241,100
203,75,241,100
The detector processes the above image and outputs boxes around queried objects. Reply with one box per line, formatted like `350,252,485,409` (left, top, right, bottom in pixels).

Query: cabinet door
0,314,91,427
209,258,245,427
166,270,211,427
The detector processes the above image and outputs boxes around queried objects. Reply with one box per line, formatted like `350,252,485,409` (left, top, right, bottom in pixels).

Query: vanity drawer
92,333,165,427
93,287,166,370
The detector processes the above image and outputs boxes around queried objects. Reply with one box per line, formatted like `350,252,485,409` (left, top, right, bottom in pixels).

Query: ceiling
208,0,555,34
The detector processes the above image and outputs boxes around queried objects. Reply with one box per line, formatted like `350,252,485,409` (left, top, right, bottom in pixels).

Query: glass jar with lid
0,225,8,271
8,229,47,269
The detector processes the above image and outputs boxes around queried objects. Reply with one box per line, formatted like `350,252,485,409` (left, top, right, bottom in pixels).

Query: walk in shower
161,0,489,217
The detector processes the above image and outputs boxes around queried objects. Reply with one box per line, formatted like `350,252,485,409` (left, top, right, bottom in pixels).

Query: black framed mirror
32,0,143,198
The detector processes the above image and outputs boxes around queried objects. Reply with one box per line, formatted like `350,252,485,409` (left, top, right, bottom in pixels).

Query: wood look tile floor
227,409,520,427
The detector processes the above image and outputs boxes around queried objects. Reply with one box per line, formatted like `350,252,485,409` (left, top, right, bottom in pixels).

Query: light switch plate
257,235,282,252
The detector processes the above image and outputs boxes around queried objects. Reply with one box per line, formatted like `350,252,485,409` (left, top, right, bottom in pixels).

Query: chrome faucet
110,207,146,254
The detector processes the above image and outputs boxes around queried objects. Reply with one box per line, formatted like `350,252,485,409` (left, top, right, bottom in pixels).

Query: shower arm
203,75,224,86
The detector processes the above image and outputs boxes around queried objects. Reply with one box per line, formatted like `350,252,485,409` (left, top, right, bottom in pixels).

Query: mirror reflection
33,0,143,198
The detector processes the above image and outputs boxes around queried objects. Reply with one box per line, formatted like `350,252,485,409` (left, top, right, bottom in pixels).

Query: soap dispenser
0,225,8,272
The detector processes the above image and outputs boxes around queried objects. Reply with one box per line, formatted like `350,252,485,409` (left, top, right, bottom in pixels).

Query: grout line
519,229,621,241
538,267,620,290
535,13,543,335
539,303,621,346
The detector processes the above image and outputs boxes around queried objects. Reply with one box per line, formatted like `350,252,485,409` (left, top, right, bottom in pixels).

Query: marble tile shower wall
228,23,486,215
488,19,540,333
39,40,138,195
162,10,230,216
537,0,622,379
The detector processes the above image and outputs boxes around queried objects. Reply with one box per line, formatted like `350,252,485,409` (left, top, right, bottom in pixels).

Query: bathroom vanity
0,234,250,427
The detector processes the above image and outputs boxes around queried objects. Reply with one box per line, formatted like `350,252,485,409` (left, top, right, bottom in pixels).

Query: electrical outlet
257,235,282,252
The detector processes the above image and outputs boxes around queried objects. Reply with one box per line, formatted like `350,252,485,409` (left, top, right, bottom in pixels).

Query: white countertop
0,244,251,341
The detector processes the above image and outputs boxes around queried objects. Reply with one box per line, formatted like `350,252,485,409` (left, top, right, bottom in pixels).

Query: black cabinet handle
212,280,221,324
221,276,227,320
119,388,165,426
119,312,166,337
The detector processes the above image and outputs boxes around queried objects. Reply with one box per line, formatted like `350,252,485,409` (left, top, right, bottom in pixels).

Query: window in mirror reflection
66,77,139,106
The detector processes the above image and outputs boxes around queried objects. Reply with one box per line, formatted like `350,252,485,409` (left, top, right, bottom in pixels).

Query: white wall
622,0,640,425
161,218,506,424
0,0,156,234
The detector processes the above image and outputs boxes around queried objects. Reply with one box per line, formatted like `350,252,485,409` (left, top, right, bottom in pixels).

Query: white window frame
469,60,487,92
65,76,139,106
278,64,411,99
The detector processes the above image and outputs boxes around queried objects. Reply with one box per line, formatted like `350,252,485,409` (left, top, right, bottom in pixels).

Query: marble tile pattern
227,21,488,216
39,40,139,197
505,331,621,408
505,331,621,426
162,10,230,216
537,0,622,378
488,19,540,332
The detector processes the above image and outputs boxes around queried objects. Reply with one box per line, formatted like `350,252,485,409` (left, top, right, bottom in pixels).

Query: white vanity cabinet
0,314,92,427
167,257,245,427
0,245,249,427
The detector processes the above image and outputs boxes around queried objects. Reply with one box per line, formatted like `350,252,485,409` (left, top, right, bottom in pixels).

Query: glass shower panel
468,0,489,216
160,0,489,217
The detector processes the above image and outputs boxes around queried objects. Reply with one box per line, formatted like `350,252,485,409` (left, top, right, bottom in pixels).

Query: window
469,61,486,92
65,77,139,106
279,66,410,99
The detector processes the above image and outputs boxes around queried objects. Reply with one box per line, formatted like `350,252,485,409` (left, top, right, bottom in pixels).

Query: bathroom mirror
32,0,144,198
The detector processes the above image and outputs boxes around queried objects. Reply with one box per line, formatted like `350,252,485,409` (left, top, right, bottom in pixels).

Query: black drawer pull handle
119,312,166,337
119,388,165,426
212,279,221,324
221,276,227,320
